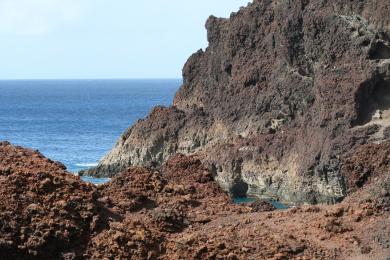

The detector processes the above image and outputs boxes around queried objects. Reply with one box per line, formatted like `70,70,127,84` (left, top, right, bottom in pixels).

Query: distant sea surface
0,79,180,182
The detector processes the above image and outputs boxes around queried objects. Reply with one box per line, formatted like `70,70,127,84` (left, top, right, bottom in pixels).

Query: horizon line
0,77,183,81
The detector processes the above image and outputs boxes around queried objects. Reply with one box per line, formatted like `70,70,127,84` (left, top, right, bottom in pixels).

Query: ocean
0,79,180,183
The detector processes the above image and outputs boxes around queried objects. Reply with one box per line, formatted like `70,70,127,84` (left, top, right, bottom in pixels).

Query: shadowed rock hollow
83,0,390,205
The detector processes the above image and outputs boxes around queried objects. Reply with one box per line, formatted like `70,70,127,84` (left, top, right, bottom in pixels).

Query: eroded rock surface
0,142,389,259
0,141,100,259
83,0,390,204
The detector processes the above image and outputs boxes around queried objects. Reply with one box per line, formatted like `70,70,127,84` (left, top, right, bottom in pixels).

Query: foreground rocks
83,0,390,205
0,142,100,259
0,141,389,259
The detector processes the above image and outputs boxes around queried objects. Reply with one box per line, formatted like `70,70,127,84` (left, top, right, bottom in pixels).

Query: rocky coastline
1,0,390,258
82,0,390,206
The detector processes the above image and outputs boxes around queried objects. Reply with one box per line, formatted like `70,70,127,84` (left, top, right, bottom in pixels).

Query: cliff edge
82,0,390,204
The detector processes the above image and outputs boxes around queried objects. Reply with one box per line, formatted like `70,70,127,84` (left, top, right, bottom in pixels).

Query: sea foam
76,163,99,167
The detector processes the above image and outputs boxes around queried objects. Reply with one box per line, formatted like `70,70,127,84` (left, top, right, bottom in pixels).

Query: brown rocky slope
0,141,100,259
82,0,390,205
0,141,389,259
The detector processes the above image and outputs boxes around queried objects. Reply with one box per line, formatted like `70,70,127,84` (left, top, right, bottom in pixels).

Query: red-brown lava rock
84,0,390,206
2,0,390,258
0,141,100,259
1,141,389,259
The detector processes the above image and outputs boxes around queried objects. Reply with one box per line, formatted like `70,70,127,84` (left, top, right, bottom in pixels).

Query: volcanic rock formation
1,141,389,259
0,142,100,259
83,0,390,205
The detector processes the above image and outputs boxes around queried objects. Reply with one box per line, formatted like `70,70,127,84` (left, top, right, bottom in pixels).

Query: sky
0,0,249,79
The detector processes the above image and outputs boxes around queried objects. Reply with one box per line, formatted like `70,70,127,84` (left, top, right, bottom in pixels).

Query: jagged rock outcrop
0,142,101,259
1,141,389,259
83,0,390,205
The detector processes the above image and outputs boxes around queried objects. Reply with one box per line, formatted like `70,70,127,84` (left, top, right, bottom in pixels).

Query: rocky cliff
82,0,390,205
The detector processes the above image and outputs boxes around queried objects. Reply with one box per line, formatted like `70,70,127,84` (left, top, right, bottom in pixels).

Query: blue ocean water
233,197,290,209
0,79,180,183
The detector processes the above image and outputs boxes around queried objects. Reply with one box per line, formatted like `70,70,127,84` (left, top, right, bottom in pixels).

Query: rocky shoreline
1,0,390,258
82,0,390,206
0,141,389,259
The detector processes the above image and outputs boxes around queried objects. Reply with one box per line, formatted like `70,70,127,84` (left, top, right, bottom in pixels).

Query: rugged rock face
0,142,100,259
341,142,390,193
1,142,389,259
83,0,390,204
86,154,253,258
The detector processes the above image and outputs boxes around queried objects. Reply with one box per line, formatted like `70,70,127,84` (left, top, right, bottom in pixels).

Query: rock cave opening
231,180,249,198
352,78,390,127
369,42,390,60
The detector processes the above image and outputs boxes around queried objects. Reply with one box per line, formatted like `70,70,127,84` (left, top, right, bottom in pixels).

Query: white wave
75,162,98,167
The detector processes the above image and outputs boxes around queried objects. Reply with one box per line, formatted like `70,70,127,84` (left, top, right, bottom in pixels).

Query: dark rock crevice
352,77,390,126
369,41,390,60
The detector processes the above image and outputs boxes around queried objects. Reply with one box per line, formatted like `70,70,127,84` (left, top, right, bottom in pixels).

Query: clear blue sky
0,0,249,79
